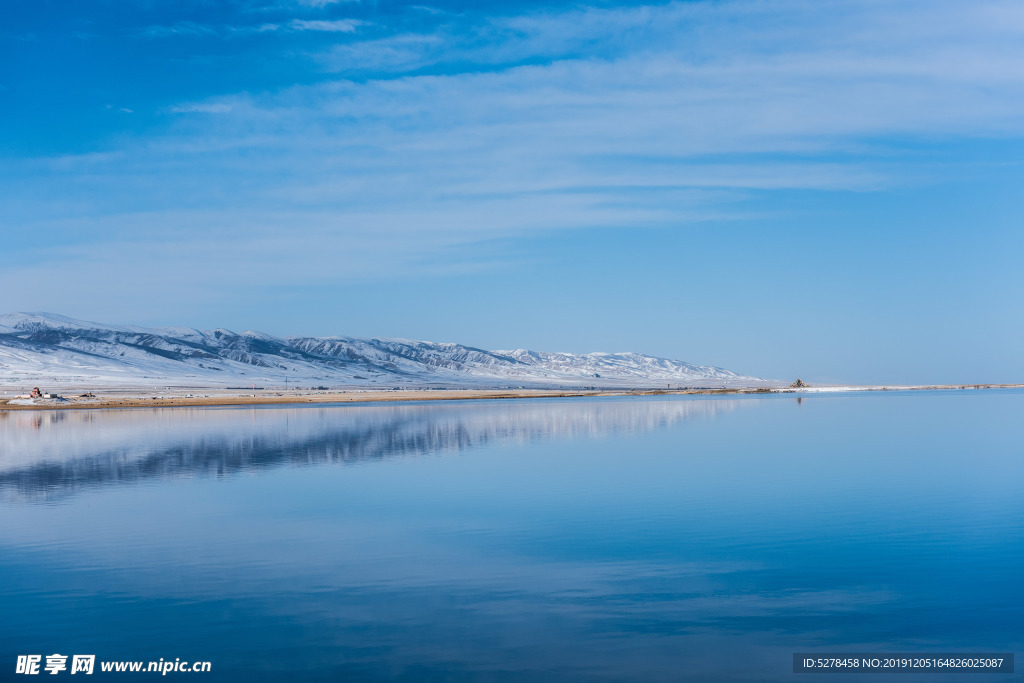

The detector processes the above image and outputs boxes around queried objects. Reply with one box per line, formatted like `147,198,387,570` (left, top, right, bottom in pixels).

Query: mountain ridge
0,312,769,388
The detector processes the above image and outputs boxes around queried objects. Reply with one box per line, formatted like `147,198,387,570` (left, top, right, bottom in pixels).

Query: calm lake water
1,391,1021,681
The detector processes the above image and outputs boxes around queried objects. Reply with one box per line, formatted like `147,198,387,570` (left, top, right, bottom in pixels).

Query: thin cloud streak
145,16,364,39
289,18,362,32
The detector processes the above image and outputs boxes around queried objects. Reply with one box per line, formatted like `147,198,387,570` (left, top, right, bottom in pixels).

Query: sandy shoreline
0,383,1020,411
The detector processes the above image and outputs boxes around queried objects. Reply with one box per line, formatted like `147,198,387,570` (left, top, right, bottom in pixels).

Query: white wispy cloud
168,102,235,114
7,0,1024,310
288,18,362,32
148,17,362,38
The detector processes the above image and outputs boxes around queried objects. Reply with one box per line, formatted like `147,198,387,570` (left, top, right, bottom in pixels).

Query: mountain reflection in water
0,397,744,501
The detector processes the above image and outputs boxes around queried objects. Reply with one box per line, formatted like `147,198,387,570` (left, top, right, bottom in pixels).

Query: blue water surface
0,390,1021,681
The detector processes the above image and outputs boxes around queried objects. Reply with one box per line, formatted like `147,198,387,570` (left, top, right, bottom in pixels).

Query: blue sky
2,0,1022,384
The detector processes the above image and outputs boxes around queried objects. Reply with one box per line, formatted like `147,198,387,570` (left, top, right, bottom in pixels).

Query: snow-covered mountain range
0,312,765,388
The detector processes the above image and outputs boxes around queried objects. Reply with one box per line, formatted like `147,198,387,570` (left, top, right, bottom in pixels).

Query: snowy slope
0,312,766,388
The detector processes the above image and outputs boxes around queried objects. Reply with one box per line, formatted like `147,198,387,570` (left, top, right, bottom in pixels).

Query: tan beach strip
0,384,1020,411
